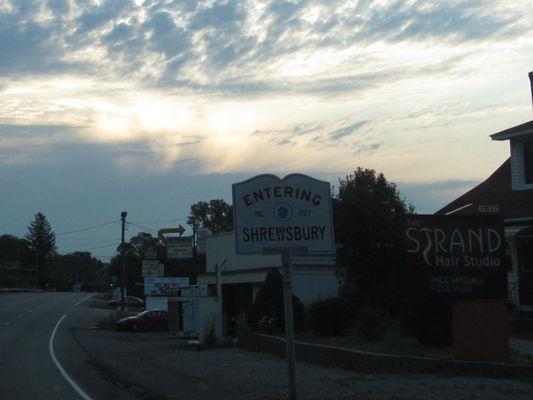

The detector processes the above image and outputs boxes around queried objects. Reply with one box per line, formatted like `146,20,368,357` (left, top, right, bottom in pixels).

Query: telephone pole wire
120,211,128,311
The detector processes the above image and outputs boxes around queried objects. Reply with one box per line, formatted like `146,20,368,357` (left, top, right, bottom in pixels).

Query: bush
356,306,385,341
0,273,18,288
402,298,452,346
248,269,305,334
310,297,351,336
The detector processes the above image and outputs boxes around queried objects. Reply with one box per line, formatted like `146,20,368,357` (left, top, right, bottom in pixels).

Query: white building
197,231,340,336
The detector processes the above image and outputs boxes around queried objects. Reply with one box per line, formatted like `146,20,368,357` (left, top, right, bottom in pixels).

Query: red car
116,309,168,332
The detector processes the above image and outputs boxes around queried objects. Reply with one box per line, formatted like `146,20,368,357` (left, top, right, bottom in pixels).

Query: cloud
328,120,368,141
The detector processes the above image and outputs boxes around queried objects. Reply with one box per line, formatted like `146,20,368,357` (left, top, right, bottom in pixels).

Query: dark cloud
0,0,529,94
329,121,368,141
0,124,79,138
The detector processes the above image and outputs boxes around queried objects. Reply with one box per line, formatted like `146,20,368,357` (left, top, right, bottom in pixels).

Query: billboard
232,174,335,255
404,215,507,298
166,236,193,259
144,277,190,296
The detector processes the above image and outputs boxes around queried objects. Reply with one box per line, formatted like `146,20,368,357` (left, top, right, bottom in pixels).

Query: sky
1,0,532,261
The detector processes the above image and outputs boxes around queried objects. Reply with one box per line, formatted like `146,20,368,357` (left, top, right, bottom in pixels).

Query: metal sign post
282,250,297,400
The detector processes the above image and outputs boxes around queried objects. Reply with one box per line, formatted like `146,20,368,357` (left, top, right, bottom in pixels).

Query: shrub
356,306,385,341
310,297,351,336
248,269,305,334
0,273,18,288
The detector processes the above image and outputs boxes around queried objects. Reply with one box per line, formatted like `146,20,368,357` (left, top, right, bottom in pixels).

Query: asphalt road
0,291,124,400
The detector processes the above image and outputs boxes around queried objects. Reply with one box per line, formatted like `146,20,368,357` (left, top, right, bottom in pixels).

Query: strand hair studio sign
404,215,507,298
232,174,335,254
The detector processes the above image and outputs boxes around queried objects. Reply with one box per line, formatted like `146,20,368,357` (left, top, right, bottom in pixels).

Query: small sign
232,174,335,255
167,236,193,259
142,260,164,277
404,215,507,298
144,248,158,260
180,284,208,297
144,277,190,296
145,296,168,311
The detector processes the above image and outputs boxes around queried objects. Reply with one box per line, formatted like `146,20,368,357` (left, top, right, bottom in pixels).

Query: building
437,72,533,311
197,231,340,336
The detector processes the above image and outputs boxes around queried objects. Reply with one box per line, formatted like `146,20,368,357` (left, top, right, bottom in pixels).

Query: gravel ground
75,324,533,400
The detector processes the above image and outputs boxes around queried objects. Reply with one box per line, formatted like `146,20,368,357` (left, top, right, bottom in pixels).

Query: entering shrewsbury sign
232,174,335,254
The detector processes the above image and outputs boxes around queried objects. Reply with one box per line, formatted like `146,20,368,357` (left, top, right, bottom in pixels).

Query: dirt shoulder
72,309,533,400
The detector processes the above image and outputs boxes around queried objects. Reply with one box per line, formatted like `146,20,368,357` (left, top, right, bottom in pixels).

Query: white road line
49,314,94,400
75,293,96,307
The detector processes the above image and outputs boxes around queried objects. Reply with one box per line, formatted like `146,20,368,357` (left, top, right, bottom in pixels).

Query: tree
0,235,34,288
52,251,103,291
187,199,233,234
334,168,413,313
25,212,56,288
129,232,158,259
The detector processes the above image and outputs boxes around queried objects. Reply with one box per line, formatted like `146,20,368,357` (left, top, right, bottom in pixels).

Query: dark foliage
25,212,56,288
310,297,352,336
187,199,233,234
334,168,413,313
356,306,386,341
248,269,305,333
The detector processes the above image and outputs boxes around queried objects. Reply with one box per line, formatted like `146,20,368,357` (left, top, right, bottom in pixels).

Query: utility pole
120,211,127,311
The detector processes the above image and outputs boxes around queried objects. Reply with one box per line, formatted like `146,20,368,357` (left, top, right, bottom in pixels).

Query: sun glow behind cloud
0,0,532,185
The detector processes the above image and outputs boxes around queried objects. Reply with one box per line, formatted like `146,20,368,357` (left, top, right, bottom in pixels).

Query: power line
59,241,120,253
126,222,159,234
56,220,119,236
128,217,187,224
86,242,121,251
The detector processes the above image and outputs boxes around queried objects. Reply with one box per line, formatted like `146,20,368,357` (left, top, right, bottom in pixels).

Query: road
0,291,123,400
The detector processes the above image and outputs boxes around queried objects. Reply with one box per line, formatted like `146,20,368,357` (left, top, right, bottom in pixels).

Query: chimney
530,71,533,110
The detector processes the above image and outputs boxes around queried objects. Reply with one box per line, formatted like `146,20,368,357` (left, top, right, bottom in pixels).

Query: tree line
0,212,103,290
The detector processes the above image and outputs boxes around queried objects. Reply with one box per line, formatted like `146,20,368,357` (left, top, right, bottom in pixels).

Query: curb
0,288,44,293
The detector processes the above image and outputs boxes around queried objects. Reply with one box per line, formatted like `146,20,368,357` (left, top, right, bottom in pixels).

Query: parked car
107,296,145,309
116,309,169,332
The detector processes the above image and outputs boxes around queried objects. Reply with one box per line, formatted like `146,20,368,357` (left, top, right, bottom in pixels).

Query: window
523,140,533,184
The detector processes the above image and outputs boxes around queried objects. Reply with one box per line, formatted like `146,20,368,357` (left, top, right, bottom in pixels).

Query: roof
490,120,533,141
435,158,533,219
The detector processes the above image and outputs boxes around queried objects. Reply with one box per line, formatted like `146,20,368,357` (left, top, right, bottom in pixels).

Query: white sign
180,284,208,297
145,296,168,311
144,277,190,296
232,174,335,254
142,260,164,277
167,236,193,259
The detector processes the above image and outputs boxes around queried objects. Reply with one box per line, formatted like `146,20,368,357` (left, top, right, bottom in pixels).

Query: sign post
233,174,335,400
282,251,297,400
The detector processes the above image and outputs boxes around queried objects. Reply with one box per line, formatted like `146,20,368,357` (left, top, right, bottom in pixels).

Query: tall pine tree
26,212,56,288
